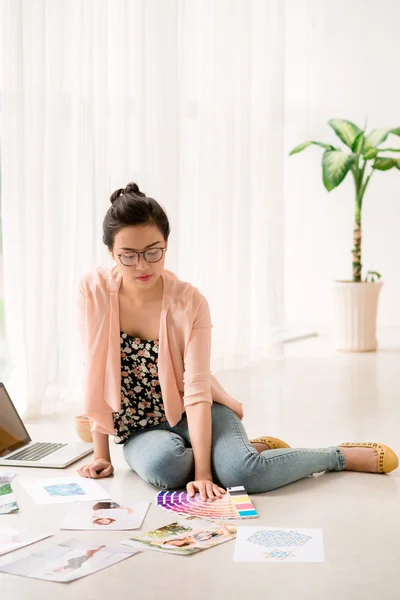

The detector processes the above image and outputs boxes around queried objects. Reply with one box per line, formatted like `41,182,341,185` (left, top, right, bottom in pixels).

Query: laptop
0,382,93,468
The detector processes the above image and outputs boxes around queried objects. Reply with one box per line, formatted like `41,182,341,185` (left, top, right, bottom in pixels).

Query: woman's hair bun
104,182,170,249
109,183,146,205
109,188,124,204
124,182,145,197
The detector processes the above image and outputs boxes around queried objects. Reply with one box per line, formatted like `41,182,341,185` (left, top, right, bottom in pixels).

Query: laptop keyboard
5,442,67,462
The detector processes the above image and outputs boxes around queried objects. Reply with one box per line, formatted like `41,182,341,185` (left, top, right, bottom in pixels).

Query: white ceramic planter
332,281,384,352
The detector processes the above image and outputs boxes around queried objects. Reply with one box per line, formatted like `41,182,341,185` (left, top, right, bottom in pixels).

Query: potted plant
289,119,400,351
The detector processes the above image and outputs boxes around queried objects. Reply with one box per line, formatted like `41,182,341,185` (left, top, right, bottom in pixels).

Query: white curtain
1,0,285,418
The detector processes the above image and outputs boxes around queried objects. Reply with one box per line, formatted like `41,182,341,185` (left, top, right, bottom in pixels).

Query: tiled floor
1,334,399,600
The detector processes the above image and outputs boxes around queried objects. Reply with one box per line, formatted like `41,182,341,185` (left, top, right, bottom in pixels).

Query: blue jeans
123,403,346,494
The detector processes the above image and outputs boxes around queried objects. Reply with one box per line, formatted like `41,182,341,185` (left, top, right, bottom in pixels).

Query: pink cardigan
78,266,244,434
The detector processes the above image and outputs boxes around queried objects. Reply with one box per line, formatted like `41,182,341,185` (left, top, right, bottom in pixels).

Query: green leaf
322,150,353,191
365,270,382,283
364,127,400,151
372,157,395,171
364,129,390,150
352,131,365,153
328,119,362,149
364,148,378,160
289,141,334,156
377,148,400,153
394,159,400,170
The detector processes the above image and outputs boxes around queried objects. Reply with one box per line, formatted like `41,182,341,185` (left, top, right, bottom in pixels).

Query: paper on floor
19,476,112,505
121,518,237,555
0,470,18,514
233,527,325,563
0,471,16,484
61,500,150,531
0,538,138,582
0,530,53,556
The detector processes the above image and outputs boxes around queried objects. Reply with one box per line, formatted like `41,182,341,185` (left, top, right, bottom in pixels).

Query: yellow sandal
339,442,399,474
250,436,291,449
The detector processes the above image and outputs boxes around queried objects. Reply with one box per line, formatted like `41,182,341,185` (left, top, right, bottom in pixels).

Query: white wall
284,0,400,331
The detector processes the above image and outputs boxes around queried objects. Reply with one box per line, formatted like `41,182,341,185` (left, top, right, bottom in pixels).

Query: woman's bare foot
252,442,271,453
341,447,378,473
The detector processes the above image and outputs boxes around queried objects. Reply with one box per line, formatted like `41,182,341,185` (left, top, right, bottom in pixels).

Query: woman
50,545,106,574
77,183,398,500
91,501,133,526
158,523,235,549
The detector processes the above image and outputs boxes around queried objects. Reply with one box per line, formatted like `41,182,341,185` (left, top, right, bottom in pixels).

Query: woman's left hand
186,479,226,502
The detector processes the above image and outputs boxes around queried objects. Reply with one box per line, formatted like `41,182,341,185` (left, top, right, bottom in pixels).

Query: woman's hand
186,479,226,502
77,458,114,479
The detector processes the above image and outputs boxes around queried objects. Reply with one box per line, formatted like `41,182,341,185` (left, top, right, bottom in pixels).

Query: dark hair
92,501,120,510
93,517,116,525
103,182,170,249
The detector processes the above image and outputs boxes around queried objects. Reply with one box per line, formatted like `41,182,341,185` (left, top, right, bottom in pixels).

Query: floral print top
113,332,167,444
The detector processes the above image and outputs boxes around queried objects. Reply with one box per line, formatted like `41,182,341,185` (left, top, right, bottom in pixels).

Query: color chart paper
155,486,258,520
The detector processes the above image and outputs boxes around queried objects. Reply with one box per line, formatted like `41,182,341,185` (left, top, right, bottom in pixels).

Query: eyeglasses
116,247,166,267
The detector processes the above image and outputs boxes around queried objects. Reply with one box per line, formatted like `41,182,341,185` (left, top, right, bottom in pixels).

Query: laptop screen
0,383,31,457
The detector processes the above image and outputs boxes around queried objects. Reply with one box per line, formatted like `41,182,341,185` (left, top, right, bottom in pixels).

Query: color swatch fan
155,486,258,520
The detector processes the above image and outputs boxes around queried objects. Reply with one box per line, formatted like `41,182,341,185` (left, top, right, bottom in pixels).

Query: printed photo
61,500,150,530
20,477,111,505
0,538,139,582
0,471,16,485
122,519,237,556
0,530,52,556
0,482,19,514
43,483,86,497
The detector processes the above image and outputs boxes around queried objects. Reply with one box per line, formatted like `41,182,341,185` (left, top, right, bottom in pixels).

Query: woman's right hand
77,458,114,479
